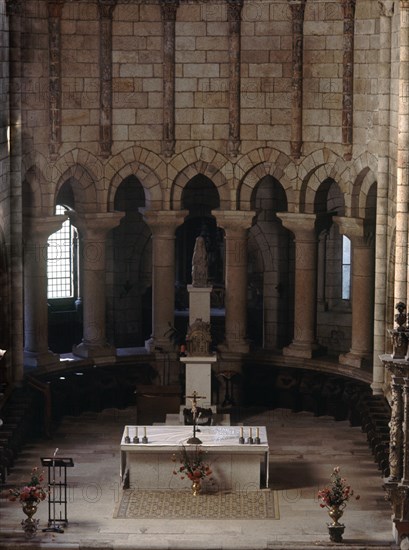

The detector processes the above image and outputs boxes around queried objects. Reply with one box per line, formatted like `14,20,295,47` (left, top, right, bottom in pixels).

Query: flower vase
21,500,39,538
191,479,201,496
327,505,345,543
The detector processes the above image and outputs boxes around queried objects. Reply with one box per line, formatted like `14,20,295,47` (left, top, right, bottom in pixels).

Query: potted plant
317,466,360,542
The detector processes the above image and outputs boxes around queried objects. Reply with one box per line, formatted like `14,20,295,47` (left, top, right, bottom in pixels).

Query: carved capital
401,1,409,10
47,0,65,18
98,0,117,19
6,0,22,16
161,0,179,21
378,0,395,16
227,0,243,21
288,0,306,20
341,0,357,17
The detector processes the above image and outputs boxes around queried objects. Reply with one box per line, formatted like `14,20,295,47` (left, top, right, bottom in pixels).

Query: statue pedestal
180,354,217,409
187,285,212,324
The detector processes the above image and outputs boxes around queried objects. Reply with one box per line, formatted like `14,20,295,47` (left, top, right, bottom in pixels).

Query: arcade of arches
1,0,409,546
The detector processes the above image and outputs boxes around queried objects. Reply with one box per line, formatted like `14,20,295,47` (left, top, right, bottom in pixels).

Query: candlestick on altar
133,426,139,444
255,427,260,444
125,426,130,443
247,427,253,445
239,426,244,444
142,426,148,444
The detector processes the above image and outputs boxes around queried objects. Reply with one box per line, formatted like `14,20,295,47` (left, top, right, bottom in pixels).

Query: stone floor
0,405,398,549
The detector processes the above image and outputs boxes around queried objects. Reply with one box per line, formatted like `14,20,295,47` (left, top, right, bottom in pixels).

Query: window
47,205,76,299
342,235,351,300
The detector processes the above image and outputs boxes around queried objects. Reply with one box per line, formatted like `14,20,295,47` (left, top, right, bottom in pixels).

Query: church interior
1,0,409,547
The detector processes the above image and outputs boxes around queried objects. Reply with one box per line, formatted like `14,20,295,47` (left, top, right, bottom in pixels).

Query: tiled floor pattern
0,406,397,549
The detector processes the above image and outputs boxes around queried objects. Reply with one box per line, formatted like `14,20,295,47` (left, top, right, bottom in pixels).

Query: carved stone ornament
6,0,22,16
186,319,212,357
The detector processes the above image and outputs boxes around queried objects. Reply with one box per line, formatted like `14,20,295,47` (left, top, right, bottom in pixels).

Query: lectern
41,456,74,530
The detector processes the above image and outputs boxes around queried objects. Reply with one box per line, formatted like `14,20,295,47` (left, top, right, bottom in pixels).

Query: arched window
342,235,351,300
47,205,77,299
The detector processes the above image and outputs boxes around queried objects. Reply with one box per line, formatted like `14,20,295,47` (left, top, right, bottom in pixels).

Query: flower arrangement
317,466,359,510
7,467,48,503
172,445,213,482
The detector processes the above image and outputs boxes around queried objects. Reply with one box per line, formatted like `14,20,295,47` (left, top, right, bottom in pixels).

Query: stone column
23,216,67,367
141,210,187,352
47,0,64,159
341,0,356,161
161,0,178,157
70,212,124,359
288,0,306,159
98,0,117,157
403,378,409,483
373,1,394,394
227,0,243,157
6,0,24,381
395,1,409,305
277,213,320,358
214,211,255,354
335,217,375,368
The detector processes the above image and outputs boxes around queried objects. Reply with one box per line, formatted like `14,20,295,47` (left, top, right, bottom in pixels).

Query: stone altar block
120,425,269,492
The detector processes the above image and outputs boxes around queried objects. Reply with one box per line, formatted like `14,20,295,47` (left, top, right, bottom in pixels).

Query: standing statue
191,235,208,287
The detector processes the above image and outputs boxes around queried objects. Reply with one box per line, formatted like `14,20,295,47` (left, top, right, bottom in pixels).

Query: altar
120,425,269,492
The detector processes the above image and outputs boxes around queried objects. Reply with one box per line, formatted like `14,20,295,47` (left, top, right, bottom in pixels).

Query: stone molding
98,0,117,158
47,1,65,160
161,0,179,157
341,0,356,161
227,0,243,158
288,0,306,160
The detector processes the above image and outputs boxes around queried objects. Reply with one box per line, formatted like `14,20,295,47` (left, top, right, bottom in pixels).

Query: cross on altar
185,390,207,444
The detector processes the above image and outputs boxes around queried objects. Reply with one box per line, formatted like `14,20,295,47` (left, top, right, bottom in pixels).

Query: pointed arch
107,146,166,211
169,146,231,210
55,164,98,214
237,147,294,211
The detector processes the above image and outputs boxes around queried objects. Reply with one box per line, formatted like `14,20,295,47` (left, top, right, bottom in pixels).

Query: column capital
23,215,67,241
227,0,243,21
97,0,117,19
378,1,394,16
213,210,255,232
277,212,317,238
288,0,306,17
47,0,65,18
141,209,187,235
6,0,22,16
160,0,179,21
401,1,409,10
333,216,374,246
69,212,124,239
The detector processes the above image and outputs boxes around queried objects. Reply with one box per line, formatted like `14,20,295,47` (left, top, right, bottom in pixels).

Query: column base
282,341,323,359
339,351,371,368
393,520,409,545
23,350,60,369
72,342,116,361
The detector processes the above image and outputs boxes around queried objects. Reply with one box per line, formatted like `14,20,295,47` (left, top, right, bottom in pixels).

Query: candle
249,427,252,438
125,426,129,438
240,426,243,438
135,427,138,438
256,427,260,439
144,427,147,438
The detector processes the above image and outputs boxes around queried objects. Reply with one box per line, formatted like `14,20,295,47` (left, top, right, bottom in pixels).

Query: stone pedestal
180,354,217,409
188,285,212,324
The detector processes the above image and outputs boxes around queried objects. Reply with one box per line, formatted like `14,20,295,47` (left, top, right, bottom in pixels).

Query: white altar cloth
120,425,269,491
